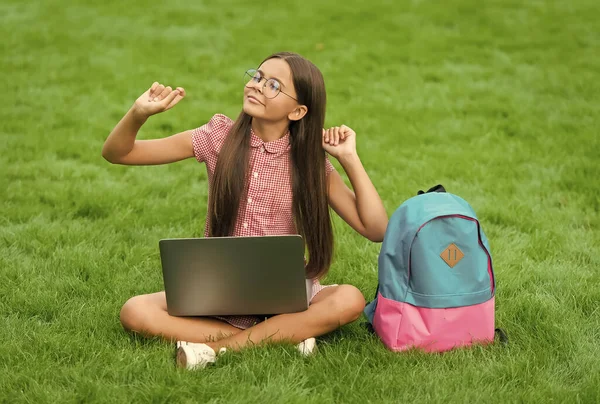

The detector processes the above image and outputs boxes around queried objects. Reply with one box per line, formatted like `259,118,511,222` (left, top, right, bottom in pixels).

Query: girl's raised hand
322,125,357,160
132,82,186,119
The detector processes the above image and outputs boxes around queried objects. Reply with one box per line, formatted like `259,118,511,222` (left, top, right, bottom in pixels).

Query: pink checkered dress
191,114,336,329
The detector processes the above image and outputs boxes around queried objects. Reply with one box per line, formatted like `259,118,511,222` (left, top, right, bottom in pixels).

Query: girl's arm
324,126,388,242
102,82,193,165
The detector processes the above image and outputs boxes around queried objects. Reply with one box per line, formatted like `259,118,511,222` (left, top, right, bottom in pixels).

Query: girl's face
243,58,307,122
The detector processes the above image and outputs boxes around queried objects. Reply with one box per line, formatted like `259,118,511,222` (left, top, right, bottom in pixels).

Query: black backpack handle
417,184,446,195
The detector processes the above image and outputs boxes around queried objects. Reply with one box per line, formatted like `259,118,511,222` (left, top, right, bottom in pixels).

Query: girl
102,52,388,370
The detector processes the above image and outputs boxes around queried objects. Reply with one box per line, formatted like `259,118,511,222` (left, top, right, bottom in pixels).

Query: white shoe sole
177,345,202,370
176,342,218,370
297,337,317,356
176,342,227,370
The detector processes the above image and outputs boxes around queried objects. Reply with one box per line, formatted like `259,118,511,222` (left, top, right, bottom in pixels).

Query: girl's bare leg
203,285,365,352
119,292,241,342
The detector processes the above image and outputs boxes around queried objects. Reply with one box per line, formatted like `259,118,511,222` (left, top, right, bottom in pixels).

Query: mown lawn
1,0,599,402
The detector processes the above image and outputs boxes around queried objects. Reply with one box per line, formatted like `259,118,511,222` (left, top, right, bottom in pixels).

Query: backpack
364,185,502,352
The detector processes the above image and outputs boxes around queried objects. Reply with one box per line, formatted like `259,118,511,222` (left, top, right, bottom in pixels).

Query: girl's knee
329,285,366,326
120,295,156,334
342,285,366,323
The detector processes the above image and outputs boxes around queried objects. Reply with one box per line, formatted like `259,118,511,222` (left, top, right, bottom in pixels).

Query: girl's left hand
322,125,357,159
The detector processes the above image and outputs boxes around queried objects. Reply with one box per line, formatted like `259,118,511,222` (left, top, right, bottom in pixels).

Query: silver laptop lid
159,235,308,316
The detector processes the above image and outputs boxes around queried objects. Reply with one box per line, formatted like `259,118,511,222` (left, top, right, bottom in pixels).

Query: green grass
1,0,599,402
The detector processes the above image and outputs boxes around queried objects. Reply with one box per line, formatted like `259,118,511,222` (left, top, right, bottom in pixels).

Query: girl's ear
288,105,308,121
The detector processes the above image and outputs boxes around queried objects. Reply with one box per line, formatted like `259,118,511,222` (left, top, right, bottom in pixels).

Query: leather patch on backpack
441,243,464,268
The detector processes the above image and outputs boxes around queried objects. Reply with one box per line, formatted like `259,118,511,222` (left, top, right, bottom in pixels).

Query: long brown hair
208,52,333,279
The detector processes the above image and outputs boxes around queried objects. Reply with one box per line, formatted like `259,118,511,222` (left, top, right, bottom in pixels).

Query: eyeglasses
244,69,298,101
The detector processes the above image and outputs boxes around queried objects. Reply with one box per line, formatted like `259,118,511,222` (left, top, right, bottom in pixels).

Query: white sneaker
297,337,316,356
176,341,227,370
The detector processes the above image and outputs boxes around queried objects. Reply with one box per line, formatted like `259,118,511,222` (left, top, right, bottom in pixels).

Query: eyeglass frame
244,69,298,101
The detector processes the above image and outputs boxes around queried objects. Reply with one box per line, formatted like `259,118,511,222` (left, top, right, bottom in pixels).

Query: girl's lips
247,95,263,105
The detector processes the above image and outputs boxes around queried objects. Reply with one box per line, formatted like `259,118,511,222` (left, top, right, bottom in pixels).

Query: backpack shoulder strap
495,328,509,345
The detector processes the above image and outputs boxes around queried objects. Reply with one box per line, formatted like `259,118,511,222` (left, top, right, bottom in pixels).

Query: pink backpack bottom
372,293,495,352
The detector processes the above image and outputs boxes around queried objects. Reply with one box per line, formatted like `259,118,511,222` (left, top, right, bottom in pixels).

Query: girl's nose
248,80,264,93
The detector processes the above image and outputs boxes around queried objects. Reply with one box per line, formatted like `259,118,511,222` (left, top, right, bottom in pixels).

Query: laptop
159,235,309,316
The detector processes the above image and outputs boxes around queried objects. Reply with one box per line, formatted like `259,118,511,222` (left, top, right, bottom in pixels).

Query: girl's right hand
132,82,186,119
